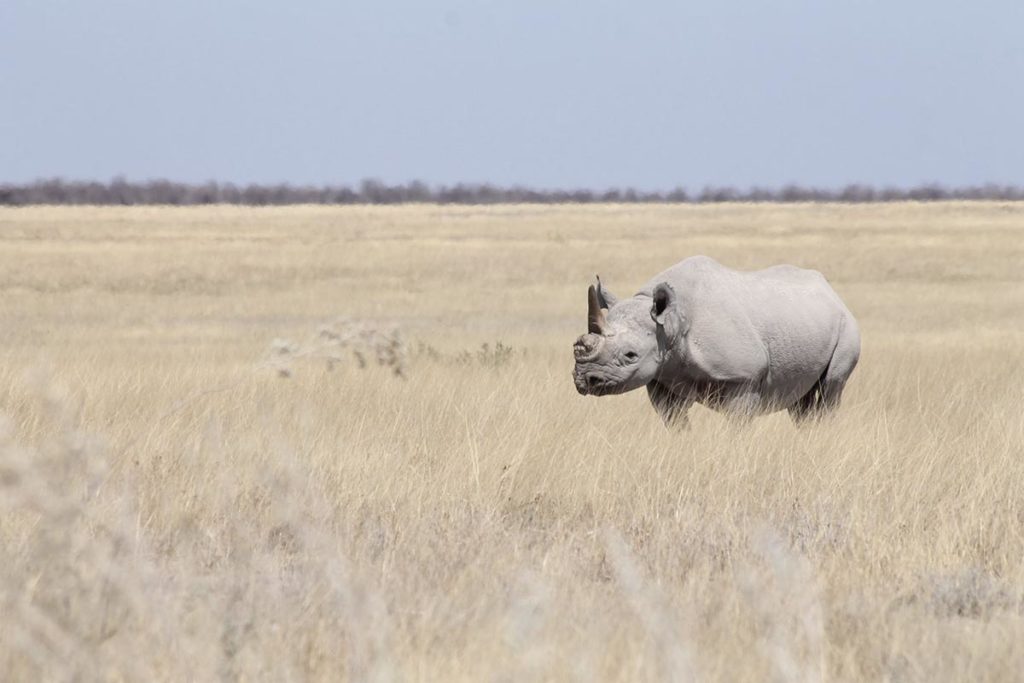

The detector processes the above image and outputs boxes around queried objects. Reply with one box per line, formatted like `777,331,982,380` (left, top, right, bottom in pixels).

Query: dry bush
266,319,407,378
0,203,1021,681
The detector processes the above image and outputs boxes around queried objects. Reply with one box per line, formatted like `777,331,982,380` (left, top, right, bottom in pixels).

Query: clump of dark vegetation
897,569,1021,619
267,319,407,379
3,177,1023,206
456,342,516,369
414,341,518,369
266,323,518,379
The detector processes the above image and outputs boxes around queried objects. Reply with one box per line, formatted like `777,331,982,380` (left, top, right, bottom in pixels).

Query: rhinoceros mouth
574,370,616,396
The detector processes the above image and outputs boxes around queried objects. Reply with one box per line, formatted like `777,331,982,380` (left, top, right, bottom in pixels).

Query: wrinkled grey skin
573,256,860,426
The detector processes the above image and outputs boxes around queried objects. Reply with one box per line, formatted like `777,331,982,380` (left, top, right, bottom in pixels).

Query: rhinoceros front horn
588,285,608,335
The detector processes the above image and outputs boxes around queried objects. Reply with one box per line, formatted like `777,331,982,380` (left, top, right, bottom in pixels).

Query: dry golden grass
0,203,1022,681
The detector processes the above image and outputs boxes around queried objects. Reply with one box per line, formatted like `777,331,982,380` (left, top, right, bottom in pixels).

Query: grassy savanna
0,203,1022,681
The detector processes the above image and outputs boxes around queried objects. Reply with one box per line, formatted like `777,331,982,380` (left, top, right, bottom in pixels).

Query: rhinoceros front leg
646,381,693,429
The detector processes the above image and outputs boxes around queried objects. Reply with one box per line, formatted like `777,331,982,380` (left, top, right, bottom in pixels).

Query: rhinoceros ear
651,282,688,341
594,275,619,309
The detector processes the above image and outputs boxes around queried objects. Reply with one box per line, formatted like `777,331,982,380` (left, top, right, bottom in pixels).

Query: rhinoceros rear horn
588,285,608,335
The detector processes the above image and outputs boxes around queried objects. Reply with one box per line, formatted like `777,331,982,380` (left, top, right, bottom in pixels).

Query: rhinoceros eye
624,351,639,362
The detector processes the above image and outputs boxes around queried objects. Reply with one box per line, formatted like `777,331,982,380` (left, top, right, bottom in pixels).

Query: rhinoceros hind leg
820,313,860,412
788,381,824,423
790,321,859,424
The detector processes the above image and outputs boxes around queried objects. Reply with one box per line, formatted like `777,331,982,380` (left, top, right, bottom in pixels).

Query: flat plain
0,203,1022,681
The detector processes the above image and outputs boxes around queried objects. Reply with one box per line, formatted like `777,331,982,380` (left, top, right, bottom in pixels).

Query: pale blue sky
2,0,1023,188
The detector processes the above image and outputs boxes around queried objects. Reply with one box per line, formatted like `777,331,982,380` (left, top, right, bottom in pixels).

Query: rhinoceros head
573,277,681,396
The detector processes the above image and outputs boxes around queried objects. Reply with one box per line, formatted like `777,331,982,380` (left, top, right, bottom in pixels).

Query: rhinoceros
572,256,860,425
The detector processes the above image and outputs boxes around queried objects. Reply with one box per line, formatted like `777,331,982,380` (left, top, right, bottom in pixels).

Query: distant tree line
2,177,1023,206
